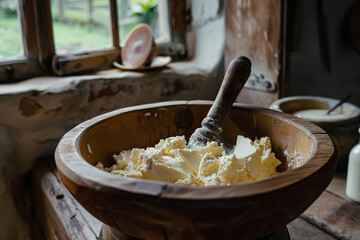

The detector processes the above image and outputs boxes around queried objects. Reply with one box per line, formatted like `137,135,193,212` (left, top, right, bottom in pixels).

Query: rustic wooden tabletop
31,159,360,240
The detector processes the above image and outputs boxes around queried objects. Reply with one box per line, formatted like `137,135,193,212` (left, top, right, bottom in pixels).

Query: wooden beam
110,0,120,49
225,0,287,107
34,0,56,71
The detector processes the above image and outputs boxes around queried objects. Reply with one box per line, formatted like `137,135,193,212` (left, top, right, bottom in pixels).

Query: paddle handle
188,56,252,146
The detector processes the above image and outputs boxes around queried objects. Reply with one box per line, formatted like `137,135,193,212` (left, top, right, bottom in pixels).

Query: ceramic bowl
270,96,360,170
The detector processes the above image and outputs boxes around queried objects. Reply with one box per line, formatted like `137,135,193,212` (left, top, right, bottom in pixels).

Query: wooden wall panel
225,0,286,107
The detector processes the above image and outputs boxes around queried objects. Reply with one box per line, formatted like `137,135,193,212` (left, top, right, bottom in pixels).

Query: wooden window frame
0,0,188,82
0,0,42,82
157,0,188,59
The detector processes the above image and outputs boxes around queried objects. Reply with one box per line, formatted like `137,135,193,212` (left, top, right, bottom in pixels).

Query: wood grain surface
301,173,360,240
55,101,336,240
287,218,336,240
32,159,102,240
32,160,359,240
224,0,286,107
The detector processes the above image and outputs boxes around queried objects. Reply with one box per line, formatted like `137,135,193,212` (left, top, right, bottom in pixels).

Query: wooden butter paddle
188,56,252,148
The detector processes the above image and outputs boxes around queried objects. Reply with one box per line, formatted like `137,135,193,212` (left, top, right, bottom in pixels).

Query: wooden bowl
55,101,336,240
270,96,360,170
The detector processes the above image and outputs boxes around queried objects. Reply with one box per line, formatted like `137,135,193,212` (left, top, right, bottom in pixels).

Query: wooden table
31,159,360,240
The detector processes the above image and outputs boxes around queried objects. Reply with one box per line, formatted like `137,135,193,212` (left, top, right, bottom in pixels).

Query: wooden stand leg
100,224,141,240
258,226,290,240
99,224,289,240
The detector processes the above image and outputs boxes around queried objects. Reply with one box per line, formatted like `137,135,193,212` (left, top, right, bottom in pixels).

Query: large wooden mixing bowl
55,101,336,240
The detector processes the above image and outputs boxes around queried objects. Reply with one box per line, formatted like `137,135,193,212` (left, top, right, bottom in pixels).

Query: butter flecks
100,135,281,186
111,136,191,182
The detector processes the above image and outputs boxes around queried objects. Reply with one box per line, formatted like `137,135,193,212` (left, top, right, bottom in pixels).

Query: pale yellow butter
97,135,281,186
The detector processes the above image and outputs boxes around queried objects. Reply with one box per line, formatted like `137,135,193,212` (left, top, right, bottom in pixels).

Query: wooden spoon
188,56,252,148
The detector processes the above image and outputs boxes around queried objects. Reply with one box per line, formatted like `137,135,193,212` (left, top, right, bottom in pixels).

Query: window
0,0,188,82
51,0,114,54
118,0,170,45
0,0,42,81
0,0,22,59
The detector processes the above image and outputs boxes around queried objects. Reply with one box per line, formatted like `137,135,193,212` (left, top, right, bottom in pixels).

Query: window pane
0,0,23,60
51,0,113,54
118,0,170,45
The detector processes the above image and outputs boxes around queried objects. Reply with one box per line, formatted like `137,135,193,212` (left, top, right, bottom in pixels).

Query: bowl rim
55,100,335,200
269,96,360,124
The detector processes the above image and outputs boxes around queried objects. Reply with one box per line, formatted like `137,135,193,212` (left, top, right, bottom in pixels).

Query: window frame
0,0,42,82
157,0,188,58
0,0,188,82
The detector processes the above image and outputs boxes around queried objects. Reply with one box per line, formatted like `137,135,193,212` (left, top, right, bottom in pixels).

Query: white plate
113,56,172,71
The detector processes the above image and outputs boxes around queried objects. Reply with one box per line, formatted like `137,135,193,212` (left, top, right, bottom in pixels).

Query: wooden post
119,0,129,18
88,0,93,24
110,0,120,48
224,0,287,107
55,0,64,19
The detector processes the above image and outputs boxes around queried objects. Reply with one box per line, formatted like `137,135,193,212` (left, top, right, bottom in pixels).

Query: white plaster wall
0,1,225,239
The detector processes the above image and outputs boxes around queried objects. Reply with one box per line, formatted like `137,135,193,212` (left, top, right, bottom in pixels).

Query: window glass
0,0,23,60
118,0,170,45
50,0,113,54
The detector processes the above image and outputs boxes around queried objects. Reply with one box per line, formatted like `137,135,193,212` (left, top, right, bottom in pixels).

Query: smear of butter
96,135,281,186
233,135,257,158
178,149,202,175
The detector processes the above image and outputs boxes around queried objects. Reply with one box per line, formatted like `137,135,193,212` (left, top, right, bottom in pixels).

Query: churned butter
95,135,281,186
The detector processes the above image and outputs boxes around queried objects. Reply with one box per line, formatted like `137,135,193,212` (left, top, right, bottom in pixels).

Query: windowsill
0,57,224,136
0,59,220,95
